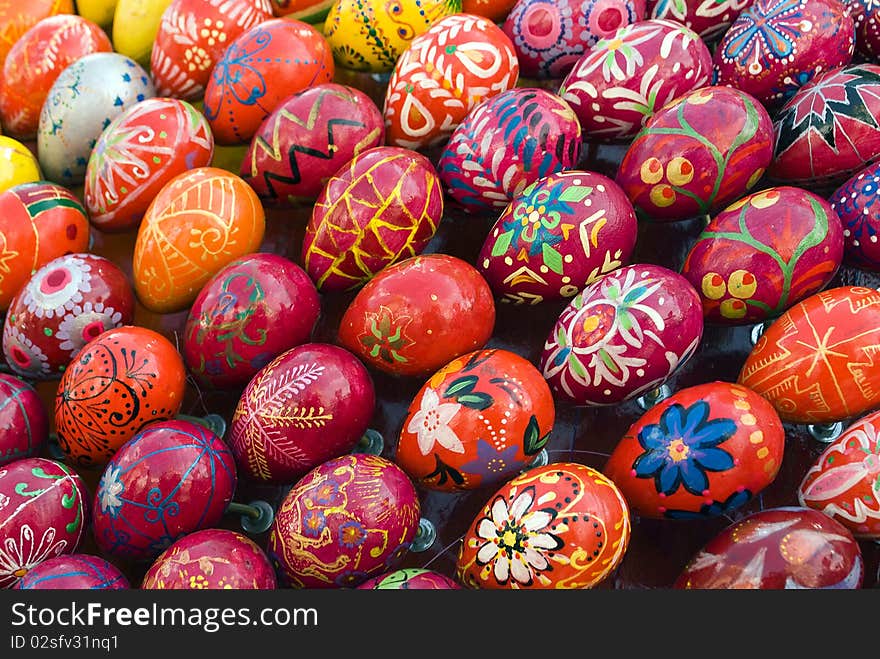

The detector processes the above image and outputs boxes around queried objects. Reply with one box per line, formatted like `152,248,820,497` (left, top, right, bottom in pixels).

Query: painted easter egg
301,146,444,293
241,83,384,207
603,381,785,519
229,343,376,484
0,375,48,467
714,0,855,112
503,0,644,80
829,159,880,270
0,14,113,140
681,186,844,325
648,0,752,42
76,0,119,28
3,254,135,380
15,554,130,589
476,170,638,305
456,461,630,589
383,13,519,151
267,453,421,588
464,0,518,22
0,457,89,589
337,254,496,377
202,17,334,146
84,98,215,233
847,0,880,58
141,528,277,589
0,136,42,193
270,0,334,21
150,0,274,101
112,0,174,67
615,85,774,222
54,326,187,468
0,0,74,68
396,348,555,492
559,18,713,143
675,506,864,589
738,286,880,424
438,87,581,213
0,181,90,313
356,568,462,589
769,63,880,187
540,263,703,406
92,419,237,561
183,253,320,390
132,167,266,314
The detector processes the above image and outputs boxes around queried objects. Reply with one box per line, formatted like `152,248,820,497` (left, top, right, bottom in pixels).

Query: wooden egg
603,381,785,519
681,186,844,325
356,568,461,589
456,461,631,589
0,374,49,467
301,146,444,293
0,0,74,68
112,0,174,67
648,0,752,42
829,160,880,270
15,554,130,589
270,0,334,21
132,166,266,314
0,136,42,193
476,170,638,305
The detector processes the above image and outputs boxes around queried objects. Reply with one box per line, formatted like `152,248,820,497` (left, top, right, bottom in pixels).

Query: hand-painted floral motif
357,305,414,366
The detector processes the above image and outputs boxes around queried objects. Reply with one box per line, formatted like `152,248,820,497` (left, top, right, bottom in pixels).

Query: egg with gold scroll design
356,567,461,589
456,462,630,589
603,381,785,520
14,554,130,590
0,374,49,467
267,453,421,588
0,0,74,68
132,166,266,314
738,286,880,424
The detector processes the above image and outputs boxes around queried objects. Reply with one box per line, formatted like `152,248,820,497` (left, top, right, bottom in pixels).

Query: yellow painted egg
76,0,119,27
112,0,174,67
0,137,41,193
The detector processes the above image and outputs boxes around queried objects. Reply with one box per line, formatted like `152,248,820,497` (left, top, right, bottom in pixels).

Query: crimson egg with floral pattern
0,374,48,467
14,554,129,589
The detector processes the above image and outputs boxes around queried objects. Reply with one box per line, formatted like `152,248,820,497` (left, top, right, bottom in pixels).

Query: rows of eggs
0,0,878,590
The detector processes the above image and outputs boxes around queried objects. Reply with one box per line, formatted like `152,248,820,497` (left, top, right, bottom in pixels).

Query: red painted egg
356,568,461,589
337,254,496,378
681,186,844,325
183,252,320,390
302,146,444,293
540,263,703,406
648,0,752,42
846,0,880,59
229,342,376,484
396,348,555,492
476,170,638,305
0,374,48,467
456,461,631,589
3,253,136,380
267,453,421,588
798,409,880,539
92,419,237,561
150,0,274,101
829,160,880,270
15,554,130,589
241,82,384,207
0,0,74,68
141,528,277,589
559,19,713,143
54,325,187,469
0,181,90,313
270,0,334,21
383,13,519,151
603,381,785,519
738,286,880,424
202,17,334,145
615,86,774,222
0,14,112,140
674,506,864,589
463,0,518,22
0,457,89,589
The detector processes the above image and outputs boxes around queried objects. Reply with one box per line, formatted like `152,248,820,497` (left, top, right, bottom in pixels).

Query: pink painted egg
615,85,774,222
301,146,444,293
540,263,703,406
0,374,49,467
92,419,237,562
603,381,785,519
846,0,880,59
229,343,376,484
438,87,581,213
15,554,130,589
267,453,421,588
241,82,385,207
648,0,752,42
798,408,880,539
829,159,880,270
476,170,638,305
356,568,461,589
0,457,89,589
559,18,713,143
2,253,136,380
141,528,277,589
675,506,864,588
681,186,844,325
183,253,320,390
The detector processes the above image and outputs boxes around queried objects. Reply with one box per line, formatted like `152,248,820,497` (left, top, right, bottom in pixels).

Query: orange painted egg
132,166,266,314
456,461,631,589
738,286,880,424
396,348,555,492
53,325,187,469
463,0,517,22
603,381,785,520
0,0,74,68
